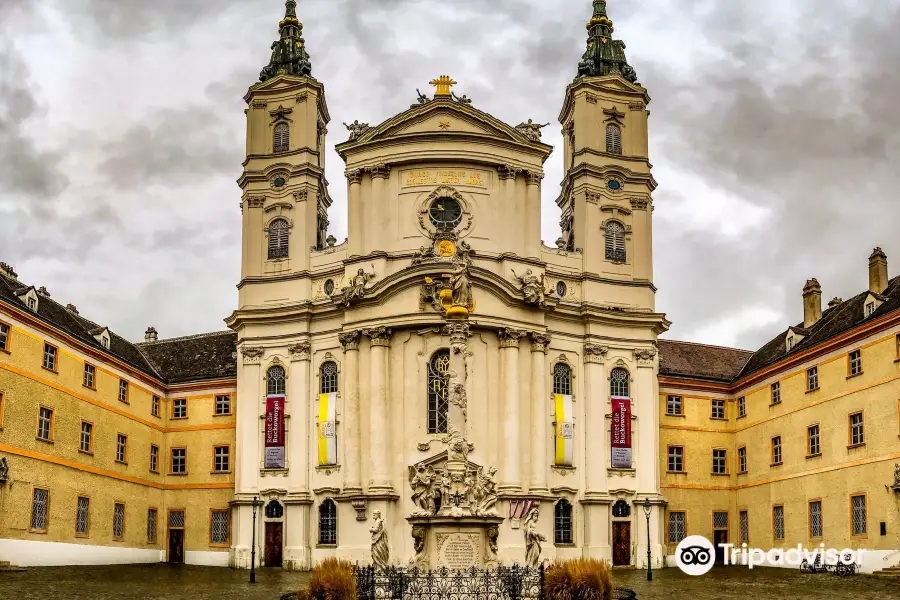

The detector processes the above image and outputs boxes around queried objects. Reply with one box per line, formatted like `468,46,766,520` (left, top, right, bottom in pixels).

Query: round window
428,197,463,229
324,279,335,296
273,176,286,188
556,281,567,298
607,179,622,191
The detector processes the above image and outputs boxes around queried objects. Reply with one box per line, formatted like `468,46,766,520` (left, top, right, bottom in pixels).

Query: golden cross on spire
429,75,457,98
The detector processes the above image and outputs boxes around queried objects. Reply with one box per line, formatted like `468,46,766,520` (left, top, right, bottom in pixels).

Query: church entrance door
264,522,283,567
612,522,631,566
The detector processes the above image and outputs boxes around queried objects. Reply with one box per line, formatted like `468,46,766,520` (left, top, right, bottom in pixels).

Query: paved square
1,565,898,599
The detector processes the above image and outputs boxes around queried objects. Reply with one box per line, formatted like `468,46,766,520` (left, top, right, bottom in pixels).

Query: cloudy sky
1,0,898,351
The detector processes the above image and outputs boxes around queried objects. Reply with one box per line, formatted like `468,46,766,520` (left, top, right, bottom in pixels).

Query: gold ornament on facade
429,75,457,97
437,240,456,257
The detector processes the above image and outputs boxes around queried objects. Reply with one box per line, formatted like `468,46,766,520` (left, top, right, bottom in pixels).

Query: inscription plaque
436,532,480,569
403,170,486,188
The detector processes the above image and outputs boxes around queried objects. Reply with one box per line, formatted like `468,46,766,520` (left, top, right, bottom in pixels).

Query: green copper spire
576,0,638,83
259,1,314,82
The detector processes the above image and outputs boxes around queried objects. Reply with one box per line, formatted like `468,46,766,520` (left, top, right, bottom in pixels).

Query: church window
428,197,462,229
268,219,290,260
604,221,626,262
265,500,284,519
555,281,567,298
273,123,290,153
553,363,572,396
610,367,629,398
318,499,337,545
612,499,630,518
554,499,573,545
606,123,622,155
427,349,451,434
267,365,286,396
320,361,338,394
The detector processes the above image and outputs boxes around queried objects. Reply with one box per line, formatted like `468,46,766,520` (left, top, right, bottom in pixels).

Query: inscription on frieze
404,170,486,188
436,533,480,569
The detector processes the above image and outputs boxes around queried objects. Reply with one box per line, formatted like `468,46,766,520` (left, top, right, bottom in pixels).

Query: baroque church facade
1,1,899,573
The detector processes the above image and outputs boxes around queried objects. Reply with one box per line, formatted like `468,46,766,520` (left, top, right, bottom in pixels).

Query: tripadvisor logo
675,536,716,576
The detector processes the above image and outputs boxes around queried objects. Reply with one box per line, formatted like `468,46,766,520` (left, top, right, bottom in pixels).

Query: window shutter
273,123,290,153
268,219,290,260
605,221,626,262
606,123,622,154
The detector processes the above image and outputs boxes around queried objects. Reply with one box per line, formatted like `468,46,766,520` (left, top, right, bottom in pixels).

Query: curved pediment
335,98,552,160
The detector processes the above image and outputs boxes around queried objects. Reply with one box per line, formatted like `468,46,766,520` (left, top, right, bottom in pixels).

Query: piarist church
1,1,899,574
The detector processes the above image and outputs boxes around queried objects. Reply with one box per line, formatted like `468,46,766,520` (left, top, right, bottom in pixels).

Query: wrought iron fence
355,565,544,600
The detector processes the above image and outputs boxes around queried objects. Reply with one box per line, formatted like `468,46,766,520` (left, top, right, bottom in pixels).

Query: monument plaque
436,532,480,569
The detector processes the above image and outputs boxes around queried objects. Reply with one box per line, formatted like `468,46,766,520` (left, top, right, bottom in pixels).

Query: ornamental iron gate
354,565,544,600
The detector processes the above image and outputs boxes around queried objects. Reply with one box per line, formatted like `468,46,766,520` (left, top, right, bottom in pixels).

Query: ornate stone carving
515,119,550,142
409,526,428,568
408,458,498,518
444,322,471,355
630,197,650,211
351,498,368,521
247,196,266,208
498,164,518,180
370,163,391,179
293,190,308,203
0,457,8,484
634,348,658,365
363,326,393,347
447,375,467,420
448,249,473,313
585,191,601,205
252,100,268,109
287,342,311,361
531,333,551,353
334,267,375,307
442,426,474,462
523,508,546,568
241,346,265,364
628,102,646,111
584,344,609,364
512,268,547,307
412,244,439,266
339,331,361,351
484,525,500,568
499,328,527,348
370,510,389,569
450,92,472,105
343,120,371,141
891,463,900,490
347,169,363,185
586,93,598,104
411,88,430,109
525,171,544,186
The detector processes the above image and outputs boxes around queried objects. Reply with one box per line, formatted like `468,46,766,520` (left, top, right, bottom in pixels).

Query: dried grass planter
304,558,357,600
544,558,614,600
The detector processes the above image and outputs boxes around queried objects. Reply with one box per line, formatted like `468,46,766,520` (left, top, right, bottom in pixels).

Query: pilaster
339,331,362,493
347,170,363,255
498,328,527,492
363,327,394,494
529,333,551,493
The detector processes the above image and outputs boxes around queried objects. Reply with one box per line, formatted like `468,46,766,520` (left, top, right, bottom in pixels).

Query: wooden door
265,522,283,567
168,529,184,564
612,522,631,566
714,529,728,565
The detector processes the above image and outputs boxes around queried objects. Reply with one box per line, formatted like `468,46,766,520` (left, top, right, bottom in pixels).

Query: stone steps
871,566,900,579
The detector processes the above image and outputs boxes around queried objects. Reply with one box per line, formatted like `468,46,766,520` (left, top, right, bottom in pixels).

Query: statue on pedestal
409,465,437,516
370,510,390,569
512,268,546,306
523,508,546,568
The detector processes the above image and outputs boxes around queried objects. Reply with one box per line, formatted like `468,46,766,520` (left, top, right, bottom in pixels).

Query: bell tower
558,0,656,309
239,0,331,295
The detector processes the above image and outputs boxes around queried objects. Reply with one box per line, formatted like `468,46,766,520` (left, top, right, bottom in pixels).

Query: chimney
0,262,17,281
827,297,843,308
144,327,158,343
66,304,79,315
802,278,822,328
869,247,888,295
37,286,51,298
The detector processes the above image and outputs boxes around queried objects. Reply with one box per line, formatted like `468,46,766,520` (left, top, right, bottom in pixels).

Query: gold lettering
405,170,486,187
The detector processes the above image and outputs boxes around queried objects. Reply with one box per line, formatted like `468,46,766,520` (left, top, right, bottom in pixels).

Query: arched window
267,365,285,396
268,219,290,260
554,500,574,545
604,221,626,262
612,499,631,518
427,349,451,434
265,500,283,519
273,122,290,153
553,363,572,396
318,499,337,545
320,361,338,394
605,123,622,155
610,367,629,398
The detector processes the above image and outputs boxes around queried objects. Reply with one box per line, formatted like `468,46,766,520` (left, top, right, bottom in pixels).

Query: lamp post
250,496,262,584
643,497,652,581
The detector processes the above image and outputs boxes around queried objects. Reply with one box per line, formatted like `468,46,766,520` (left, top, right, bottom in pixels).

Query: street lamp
250,496,262,584
643,497,653,582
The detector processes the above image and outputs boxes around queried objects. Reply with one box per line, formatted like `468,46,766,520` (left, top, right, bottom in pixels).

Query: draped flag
317,392,337,466
554,393,574,466
265,396,286,468
611,396,632,468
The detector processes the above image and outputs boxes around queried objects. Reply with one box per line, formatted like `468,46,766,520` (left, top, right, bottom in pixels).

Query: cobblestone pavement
1,564,898,599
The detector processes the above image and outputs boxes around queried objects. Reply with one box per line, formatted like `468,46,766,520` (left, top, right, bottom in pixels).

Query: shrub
544,558,613,600
306,558,357,600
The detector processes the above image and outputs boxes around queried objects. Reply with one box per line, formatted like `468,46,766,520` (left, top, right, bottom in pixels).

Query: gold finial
429,75,457,97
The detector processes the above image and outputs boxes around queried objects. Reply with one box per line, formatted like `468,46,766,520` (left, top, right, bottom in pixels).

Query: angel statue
512,268,546,306
515,119,550,142
341,266,375,306
408,464,437,515
475,466,499,515
523,507,547,568
450,258,472,308
343,120,371,141
370,510,390,569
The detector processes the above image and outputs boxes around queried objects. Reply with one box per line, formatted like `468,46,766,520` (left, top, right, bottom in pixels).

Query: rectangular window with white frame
215,395,231,416
849,412,864,446
807,366,818,391
113,503,125,540
118,379,129,403
712,448,727,475
147,508,157,543
667,446,684,473
173,398,187,419
807,424,821,456
848,350,862,377
809,500,823,538
171,448,186,474
150,445,159,473
739,510,749,544
31,487,49,532
80,421,93,454
738,396,746,418
151,396,160,417
771,436,782,465
210,509,229,546
771,382,781,405
76,496,90,537
42,343,57,371
37,407,53,441
116,434,127,463
83,363,95,389
0,321,9,351
666,395,683,416
213,446,230,473
773,505,785,541
738,446,747,474
851,494,867,537
711,399,726,420
668,511,686,544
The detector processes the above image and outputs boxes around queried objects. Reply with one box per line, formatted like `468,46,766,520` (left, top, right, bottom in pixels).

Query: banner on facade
610,396,632,468
264,395,285,468
554,393,574,466
317,392,337,466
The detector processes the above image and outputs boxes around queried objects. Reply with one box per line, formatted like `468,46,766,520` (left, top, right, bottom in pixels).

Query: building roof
0,271,236,386
137,332,237,385
658,339,753,383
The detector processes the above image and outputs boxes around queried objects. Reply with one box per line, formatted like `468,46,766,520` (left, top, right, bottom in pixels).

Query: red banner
611,396,632,468
265,396,285,468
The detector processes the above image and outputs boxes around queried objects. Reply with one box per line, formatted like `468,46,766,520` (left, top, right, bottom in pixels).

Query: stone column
630,197,653,283
370,164,391,243
339,331,362,494
582,343,611,560
499,165,518,256
529,333,551,493
445,321,471,436
364,327,394,493
347,170,363,255
499,328,527,492
236,347,264,493
634,348,660,494
525,172,543,258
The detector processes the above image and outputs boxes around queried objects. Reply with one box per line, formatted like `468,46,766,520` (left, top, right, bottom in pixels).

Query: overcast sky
1,0,899,351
